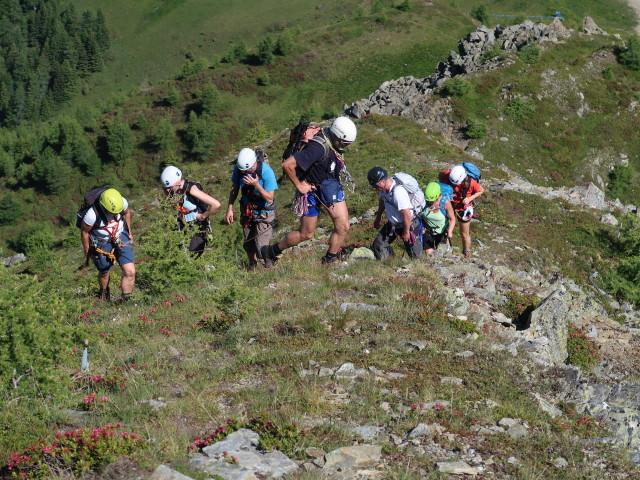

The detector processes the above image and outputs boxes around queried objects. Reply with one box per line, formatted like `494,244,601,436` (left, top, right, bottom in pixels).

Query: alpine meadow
2,0,640,479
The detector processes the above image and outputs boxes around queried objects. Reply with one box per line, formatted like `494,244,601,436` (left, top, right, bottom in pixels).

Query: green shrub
602,67,614,80
105,120,134,165
274,31,293,56
443,77,473,97
470,4,488,24
198,84,222,117
222,42,248,63
184,112,216,161
176,58,209,80
257,36,275,65
0,195,23,225
518,43,541,64
465,119,487,139
619,34,640,70
151,119,176,153
18,224,55,257
166,86,182,106
607,164,634,200
603,213,640,305
0,266,87,397
448,317,479,334
567,322,601,370
396,0,410,12
257,74,271,87
500,291,540,326
479,43,503,63
504,97,535,121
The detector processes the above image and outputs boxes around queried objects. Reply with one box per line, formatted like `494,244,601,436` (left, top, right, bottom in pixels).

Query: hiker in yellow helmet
80,188,135,302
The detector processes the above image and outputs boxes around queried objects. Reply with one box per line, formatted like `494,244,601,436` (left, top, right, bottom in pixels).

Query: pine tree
152,118,175,153
185,112,215,161
95,9,110,53
106,119,134,165
51,59,76,103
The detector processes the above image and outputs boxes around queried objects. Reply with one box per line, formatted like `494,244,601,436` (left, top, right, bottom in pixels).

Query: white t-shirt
83,198,129,238
379,180,412,226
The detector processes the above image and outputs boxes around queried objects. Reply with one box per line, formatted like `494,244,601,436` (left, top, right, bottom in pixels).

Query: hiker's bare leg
460,221,471,252
98,271,110,290
327,201,349,255
247,251,258,265
278,215,318,250
121,263,135,295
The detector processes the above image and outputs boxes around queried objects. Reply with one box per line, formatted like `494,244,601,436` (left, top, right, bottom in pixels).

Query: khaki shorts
241,211,275,255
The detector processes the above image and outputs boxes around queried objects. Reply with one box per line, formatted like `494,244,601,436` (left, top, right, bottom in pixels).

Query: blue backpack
437,182,454,215
461,162,481,182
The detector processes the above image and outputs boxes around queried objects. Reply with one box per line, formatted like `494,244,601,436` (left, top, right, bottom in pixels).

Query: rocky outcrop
343,20,573,145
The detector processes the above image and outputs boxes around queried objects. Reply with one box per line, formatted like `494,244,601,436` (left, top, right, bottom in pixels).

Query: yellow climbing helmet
100,188,124,214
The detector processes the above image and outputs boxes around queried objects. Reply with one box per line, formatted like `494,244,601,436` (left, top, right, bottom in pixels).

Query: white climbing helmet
160,166,182,187
236,148,257,171
449,165,467,185
329,116,357,145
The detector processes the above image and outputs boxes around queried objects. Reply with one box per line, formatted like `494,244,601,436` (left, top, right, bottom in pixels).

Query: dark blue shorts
305,179,345,217
91,232,135,273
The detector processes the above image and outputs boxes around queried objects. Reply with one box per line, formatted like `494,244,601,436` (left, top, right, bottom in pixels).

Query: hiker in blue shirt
225,148,278,268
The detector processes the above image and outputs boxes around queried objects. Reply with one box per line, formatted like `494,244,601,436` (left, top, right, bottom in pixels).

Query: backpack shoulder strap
309,134,330,162
93,202,109,229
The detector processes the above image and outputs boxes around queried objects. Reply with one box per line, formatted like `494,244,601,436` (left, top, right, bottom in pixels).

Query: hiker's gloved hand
184,212,197,222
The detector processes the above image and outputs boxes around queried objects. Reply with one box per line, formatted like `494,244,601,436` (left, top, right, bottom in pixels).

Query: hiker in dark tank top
261,116,357,266
160,165,221,257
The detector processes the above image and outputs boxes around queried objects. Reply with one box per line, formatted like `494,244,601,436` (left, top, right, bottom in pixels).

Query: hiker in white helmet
261,116,357,266
440,164,484,258
160,165,221,256
225,148,278,269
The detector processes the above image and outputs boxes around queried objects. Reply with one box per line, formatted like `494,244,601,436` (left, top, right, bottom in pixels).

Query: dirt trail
629,0,640,34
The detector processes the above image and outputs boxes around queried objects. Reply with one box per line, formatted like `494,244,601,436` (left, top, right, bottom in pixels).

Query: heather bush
567,322,602,370
5,423,143,478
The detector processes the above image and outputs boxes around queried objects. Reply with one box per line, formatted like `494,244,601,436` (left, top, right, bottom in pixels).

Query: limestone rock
583,16,608,35
436,461,479,475
149,465,194,480
322,445,382,471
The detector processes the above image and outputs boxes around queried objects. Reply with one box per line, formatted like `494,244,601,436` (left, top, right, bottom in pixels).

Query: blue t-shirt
231,162,278,209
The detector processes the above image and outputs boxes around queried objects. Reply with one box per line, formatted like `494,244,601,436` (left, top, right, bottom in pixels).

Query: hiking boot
321,254,339,265
114,293,132,305
98,287,110,302
260,245,279,267
463,250,471,259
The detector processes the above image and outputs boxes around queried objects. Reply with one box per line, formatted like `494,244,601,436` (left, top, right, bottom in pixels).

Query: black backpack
76,187,109,228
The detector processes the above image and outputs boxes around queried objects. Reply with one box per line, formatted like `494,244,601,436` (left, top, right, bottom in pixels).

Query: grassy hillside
74,0,635,106
2,1,640,477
